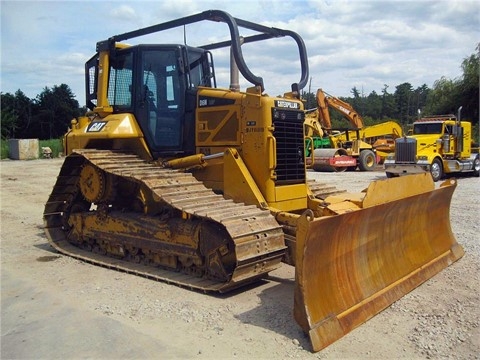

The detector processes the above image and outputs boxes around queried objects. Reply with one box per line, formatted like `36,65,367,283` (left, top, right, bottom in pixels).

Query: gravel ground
1,158,479,359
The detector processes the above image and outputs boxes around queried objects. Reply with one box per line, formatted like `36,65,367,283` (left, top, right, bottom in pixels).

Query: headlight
417,155,428,161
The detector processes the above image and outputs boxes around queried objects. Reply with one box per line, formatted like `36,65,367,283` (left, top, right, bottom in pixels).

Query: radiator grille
272,108,305,184
395,137,417,163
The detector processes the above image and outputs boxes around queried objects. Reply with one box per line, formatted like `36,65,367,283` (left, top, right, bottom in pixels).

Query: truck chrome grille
395,138,417,163
272,108,305,184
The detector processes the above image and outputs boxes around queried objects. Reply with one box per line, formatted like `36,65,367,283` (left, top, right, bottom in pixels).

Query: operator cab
86,44,215,158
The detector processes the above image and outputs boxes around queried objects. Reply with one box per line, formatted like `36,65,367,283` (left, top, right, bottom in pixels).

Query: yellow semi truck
384,108,480,181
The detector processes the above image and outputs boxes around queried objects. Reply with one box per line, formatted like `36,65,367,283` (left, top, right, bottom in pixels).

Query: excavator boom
315,88,364,130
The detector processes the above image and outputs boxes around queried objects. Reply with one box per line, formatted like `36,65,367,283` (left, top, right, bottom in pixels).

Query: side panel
193,88,243,191
194,88,307,212
64,113,152,160
196,89,242,148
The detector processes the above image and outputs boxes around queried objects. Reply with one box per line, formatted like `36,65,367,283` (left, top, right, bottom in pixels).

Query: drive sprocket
79,163,115,203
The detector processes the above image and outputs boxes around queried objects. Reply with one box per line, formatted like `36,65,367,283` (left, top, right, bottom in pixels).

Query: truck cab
384,112,479,181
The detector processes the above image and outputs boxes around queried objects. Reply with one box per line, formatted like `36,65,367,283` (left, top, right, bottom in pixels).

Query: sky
1,0,479,107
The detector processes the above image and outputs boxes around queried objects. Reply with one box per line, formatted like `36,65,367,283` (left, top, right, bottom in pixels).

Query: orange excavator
43,10,462,352
305,89,402,171
315,88,363,130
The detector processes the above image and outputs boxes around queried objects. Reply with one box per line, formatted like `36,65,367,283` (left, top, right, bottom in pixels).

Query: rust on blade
294,175,464,351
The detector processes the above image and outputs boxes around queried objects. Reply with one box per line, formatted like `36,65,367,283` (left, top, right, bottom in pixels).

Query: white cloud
111,5,136,19
1,0,478,105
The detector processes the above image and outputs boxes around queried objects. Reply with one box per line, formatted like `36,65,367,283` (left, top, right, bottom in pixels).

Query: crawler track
306,179,347,199
44,149,286,293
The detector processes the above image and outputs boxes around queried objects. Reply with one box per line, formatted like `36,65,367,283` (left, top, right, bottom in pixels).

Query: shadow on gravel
34,222,60,254
34,242,57,254
36,255,61,262
234,277,311,350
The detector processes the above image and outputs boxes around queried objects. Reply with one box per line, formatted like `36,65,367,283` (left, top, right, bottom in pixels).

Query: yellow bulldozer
43,10,464,352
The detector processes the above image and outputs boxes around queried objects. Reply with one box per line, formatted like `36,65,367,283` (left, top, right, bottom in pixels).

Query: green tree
1,106,17,139
424,76,457,116
350,86,362,113
365,90,382,120
350,87,360,98
1,93,17,138
457,51,479,124
380,84,396,120
0,90,33,138
2,85,80,140
424,48,479,127
35,84,80,139
301,91,316,110
413,84,430,118
394,82,414,124
15,90,33,136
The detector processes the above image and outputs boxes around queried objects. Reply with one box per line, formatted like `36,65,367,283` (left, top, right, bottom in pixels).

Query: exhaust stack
230,37,244,91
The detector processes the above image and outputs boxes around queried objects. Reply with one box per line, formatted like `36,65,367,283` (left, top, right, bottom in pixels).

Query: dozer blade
294,173,464,352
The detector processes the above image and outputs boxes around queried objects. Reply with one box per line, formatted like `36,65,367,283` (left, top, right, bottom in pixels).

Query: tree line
1,84,83,140
302,50,479,135
1,49,478,141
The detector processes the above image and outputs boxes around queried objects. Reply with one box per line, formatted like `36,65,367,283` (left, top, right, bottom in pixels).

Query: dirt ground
1,158,479,359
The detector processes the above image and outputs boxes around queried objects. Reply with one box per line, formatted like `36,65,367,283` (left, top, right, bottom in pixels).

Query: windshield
108,52,134,110
413,123,443,135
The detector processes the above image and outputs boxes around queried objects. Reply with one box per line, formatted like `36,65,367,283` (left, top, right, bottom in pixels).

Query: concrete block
8,139,39,160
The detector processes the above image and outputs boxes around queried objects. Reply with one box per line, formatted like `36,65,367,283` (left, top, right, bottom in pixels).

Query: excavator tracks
44,149,286,293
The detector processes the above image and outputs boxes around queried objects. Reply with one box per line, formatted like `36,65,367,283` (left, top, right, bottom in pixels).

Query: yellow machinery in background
385,109,480,181
44,10,463,352
305,89,403,171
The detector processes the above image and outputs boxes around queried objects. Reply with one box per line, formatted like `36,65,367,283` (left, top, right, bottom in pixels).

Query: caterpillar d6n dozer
43,10,464,352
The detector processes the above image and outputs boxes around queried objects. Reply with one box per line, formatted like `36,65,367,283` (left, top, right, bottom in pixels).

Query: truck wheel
358,150,376,171
473,155,480,177
430,158,443,182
